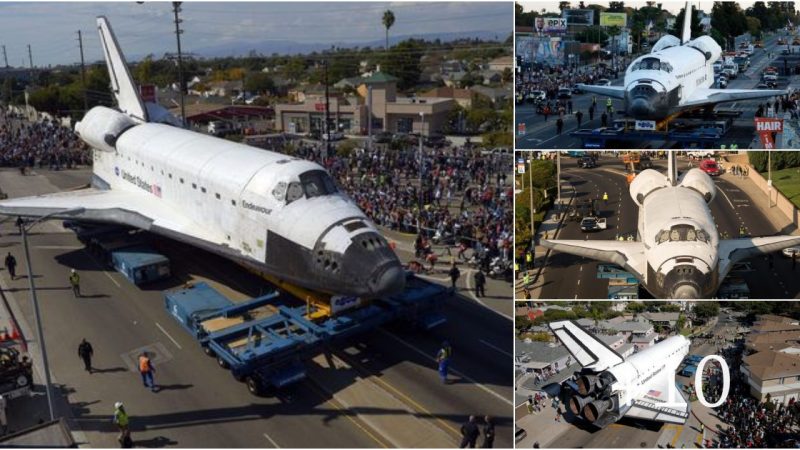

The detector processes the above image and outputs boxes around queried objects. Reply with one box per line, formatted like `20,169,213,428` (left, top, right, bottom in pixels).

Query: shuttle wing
549,320,624,372
0,189,224,245
540,239,646,280
625,362,690,424
719,236,800,279
577,84,626,100
682,88,787,109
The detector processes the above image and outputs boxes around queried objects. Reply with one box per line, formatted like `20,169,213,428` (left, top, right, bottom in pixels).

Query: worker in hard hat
69,269,80,298
113,402,130,446
436,341,452,384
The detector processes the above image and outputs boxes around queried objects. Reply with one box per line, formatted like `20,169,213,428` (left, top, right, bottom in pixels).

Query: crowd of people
515,61,625,104
698,338,800,448
292,141,513,273
0,106,89,171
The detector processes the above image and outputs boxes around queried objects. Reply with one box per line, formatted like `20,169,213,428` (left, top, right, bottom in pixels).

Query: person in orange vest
138,352,156,392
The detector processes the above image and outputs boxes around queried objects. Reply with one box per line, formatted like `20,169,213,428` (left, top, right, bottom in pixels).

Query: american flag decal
152,184,162,198
647,390,662,397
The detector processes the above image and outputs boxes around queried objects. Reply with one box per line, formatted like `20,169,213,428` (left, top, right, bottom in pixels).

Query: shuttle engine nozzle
577,374,599,396
583,398,612,423
568,394,594,416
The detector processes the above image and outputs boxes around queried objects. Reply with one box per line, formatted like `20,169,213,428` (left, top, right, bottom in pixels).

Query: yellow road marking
305,379,390,448
670,424,684,448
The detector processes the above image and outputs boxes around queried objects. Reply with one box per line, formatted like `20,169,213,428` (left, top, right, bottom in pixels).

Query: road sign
755,117,783,149
518,123,526,136
518,163,526,174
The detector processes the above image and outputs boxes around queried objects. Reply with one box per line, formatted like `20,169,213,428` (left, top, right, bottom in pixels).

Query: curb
531,184,576,285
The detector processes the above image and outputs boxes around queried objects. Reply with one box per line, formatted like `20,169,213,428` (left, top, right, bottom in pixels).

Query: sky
518,1,761,14
0,1,511,67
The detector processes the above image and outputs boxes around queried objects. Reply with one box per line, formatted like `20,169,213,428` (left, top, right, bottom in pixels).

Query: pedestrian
113,401,131,447
459,415,480,448
481,415,495,448
474,270,486,298
567,100,573,114
588,104,595,121
436,341,452,384
543,107,549,122
575,110,583,127
606,97,613,113
138,352,156,392
556,117,564,135
601,112,608,127
448,263,461,289
15,216,23,234
4,252,16,280
78,338,94,373
69,269,81,297
0,394,7,435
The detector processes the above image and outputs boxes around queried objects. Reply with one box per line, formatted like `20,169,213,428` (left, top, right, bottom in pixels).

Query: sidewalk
515,402,573,448
515,182,576,299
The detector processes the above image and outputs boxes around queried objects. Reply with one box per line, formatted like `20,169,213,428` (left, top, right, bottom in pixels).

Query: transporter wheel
217,356,229,369
203,346,215,357
233,372,246,382
246,376,263,396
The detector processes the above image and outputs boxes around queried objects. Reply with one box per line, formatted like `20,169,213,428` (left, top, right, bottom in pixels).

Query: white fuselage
607,335,690,409
78,106,404,297
630,167,720,298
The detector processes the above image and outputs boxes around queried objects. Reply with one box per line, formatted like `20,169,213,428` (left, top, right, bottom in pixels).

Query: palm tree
382,10,395,50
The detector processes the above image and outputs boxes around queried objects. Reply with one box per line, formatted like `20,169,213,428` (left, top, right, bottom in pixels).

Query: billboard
515,36,565,65
600,12,627,27
562,9,594,27
534,17,568,34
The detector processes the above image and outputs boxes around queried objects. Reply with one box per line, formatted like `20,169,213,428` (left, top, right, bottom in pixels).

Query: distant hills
180,30,509,60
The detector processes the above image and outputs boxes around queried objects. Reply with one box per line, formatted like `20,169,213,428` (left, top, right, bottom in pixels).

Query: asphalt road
1,167,513,448
535,154,800,299
515,32,794,150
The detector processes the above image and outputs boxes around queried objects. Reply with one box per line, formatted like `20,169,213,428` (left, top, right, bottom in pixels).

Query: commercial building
274,72,456,136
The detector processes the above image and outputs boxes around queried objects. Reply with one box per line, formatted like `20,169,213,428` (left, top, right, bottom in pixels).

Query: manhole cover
120,342,173,371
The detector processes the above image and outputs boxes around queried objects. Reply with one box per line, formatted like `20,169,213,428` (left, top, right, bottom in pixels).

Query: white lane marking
415,273,450,283
379,329,512,406
156,322,182,350
34,245,83,250
577,279,581,286
103,271,121,288
263,432,280,448
479,339,512,358
718,186,736,211
465,268,512,320
80,248,121,287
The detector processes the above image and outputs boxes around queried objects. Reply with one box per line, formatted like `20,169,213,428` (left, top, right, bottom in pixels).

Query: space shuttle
541,152,800,298
579,2,785,121
549,320,690,428
0,17,405,298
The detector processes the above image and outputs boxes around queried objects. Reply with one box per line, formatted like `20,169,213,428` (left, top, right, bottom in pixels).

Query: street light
20,207,84,421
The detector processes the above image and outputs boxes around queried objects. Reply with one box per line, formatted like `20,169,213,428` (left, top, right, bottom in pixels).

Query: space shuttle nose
368,264,405,297
629,98,655,117
671,284,700,299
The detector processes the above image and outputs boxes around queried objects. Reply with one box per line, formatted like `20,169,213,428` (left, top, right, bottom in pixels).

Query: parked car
578,156,597,168
580,216,607,232
557,88,572,99
527,90,547,103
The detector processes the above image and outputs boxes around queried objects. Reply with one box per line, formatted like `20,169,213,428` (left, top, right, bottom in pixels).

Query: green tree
244,72,275,95
382,10,396,50
749,151,768,172
626,302,646,313
379,39,423,90
693,302,720,321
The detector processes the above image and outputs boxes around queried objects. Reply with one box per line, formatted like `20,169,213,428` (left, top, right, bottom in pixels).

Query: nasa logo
635,120,656,131
114,167,120,176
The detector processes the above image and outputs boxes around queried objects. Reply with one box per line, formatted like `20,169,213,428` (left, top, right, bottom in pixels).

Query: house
741,347,800,405
443,71,467,88
488,55,513,72
641,312,681,330
420,86,480,108
481,70,503,85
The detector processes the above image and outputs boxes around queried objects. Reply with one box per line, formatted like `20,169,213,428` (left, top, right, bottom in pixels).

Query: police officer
474,270,486,298
575,110,583,127
459,415,480,448
78,338,94,373
448,263,461,289
556,117,564,135
481,416,495,448
436,341,452,384
4,253,16,280
69,269,80,297
525,251,533,271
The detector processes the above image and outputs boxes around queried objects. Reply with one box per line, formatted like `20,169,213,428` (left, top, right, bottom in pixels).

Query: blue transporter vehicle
165,272,448,396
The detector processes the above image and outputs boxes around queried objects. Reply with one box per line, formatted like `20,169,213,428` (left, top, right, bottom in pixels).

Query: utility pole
77,30,88,112
27,44,33,83
1,45,8,68
323,59,331,158
172,2,186,128
367,85,373,151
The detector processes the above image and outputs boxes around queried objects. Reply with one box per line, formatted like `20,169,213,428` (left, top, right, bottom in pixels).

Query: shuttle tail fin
667,151,678,186
96,16,148,122
681,2,692,45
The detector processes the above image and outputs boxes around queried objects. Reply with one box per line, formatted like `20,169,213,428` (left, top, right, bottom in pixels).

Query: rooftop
744,349,800,379
361,72,399,85
515,340,569,366
642,312,681,322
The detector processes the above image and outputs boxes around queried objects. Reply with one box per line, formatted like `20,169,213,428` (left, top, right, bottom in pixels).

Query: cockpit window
284,170,338,204
299,170,338,199
656,224,710,244
286,182,304,204
631,57,673,73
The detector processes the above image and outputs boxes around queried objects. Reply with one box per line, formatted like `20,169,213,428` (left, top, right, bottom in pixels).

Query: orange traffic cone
10,327,20,341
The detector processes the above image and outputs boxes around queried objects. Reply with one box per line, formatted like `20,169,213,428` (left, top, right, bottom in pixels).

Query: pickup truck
580,216,607,232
